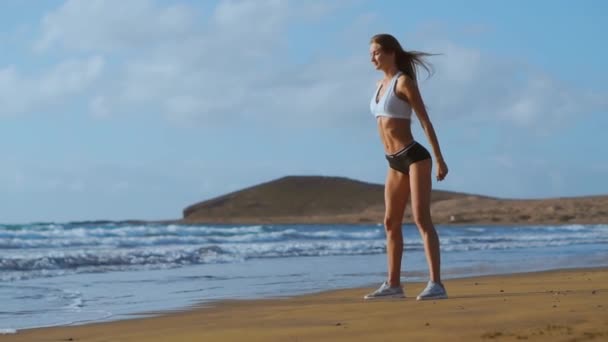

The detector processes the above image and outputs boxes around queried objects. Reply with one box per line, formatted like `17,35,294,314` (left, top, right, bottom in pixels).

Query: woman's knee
412,209,433,230
383,216,403,236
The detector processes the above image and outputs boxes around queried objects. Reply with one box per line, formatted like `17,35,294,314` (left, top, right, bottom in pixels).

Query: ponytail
396,49,435,81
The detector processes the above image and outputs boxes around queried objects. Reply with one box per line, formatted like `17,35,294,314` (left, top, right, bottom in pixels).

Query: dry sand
5,268,607,341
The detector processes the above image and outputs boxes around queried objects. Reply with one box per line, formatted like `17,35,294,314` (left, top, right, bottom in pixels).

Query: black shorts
385,141,431,175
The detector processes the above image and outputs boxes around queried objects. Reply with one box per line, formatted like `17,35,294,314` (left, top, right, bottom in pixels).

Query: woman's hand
436,158,448,181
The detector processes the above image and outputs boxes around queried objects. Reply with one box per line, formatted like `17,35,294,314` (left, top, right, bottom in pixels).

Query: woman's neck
383,66,400,80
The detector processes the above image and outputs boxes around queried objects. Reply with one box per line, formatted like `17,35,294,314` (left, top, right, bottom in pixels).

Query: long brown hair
370,33,436,81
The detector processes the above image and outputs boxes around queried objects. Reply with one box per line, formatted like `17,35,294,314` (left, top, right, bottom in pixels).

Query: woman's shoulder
396,72,414,84
394,73,418,101
396,73,418,91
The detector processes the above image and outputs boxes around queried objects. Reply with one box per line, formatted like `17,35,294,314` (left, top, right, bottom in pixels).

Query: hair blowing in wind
370,33,437,81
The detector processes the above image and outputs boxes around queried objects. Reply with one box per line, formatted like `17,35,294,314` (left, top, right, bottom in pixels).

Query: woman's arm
397,75,449,181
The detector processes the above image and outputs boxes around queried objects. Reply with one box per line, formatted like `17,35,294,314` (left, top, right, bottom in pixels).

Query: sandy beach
4,267,607,342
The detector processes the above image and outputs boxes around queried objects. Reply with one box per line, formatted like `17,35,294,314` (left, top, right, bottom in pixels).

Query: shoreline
35,219,608,226
175,219,607,227
7,218,607,227
4,267,607,341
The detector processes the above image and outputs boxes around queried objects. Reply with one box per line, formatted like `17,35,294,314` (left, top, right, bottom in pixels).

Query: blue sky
1,0,607,223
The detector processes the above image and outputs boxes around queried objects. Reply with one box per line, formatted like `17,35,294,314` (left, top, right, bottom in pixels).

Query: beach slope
5,268,607,341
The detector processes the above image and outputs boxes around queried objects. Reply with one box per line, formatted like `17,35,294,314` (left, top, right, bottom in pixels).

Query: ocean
1,222,607,333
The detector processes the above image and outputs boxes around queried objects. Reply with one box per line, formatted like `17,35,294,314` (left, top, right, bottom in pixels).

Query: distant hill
181,175,493,224
180,175,608,225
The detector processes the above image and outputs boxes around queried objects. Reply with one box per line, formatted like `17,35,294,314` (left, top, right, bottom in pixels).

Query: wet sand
5,268,607,341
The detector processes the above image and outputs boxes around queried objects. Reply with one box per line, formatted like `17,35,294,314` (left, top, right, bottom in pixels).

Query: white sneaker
363,281,405,300
416,281,448,300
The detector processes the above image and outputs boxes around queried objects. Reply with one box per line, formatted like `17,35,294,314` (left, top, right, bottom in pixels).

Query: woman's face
369,43,393,70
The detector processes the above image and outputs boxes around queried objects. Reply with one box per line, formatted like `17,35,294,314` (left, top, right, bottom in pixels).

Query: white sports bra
370,71,412,120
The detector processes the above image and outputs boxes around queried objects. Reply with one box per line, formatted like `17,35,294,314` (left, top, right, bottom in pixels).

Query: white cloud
34,0,196,52
417,41,607,129
0,56,104,117
39,57,105,98
11,0,606,130
31,0,374,125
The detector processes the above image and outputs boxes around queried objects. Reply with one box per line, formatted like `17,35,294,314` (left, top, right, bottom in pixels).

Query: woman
364,33,448,301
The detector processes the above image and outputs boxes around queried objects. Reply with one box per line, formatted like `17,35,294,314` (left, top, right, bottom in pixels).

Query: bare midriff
376,116,414,155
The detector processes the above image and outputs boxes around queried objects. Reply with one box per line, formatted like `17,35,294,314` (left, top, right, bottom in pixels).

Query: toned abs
376,117,414,155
